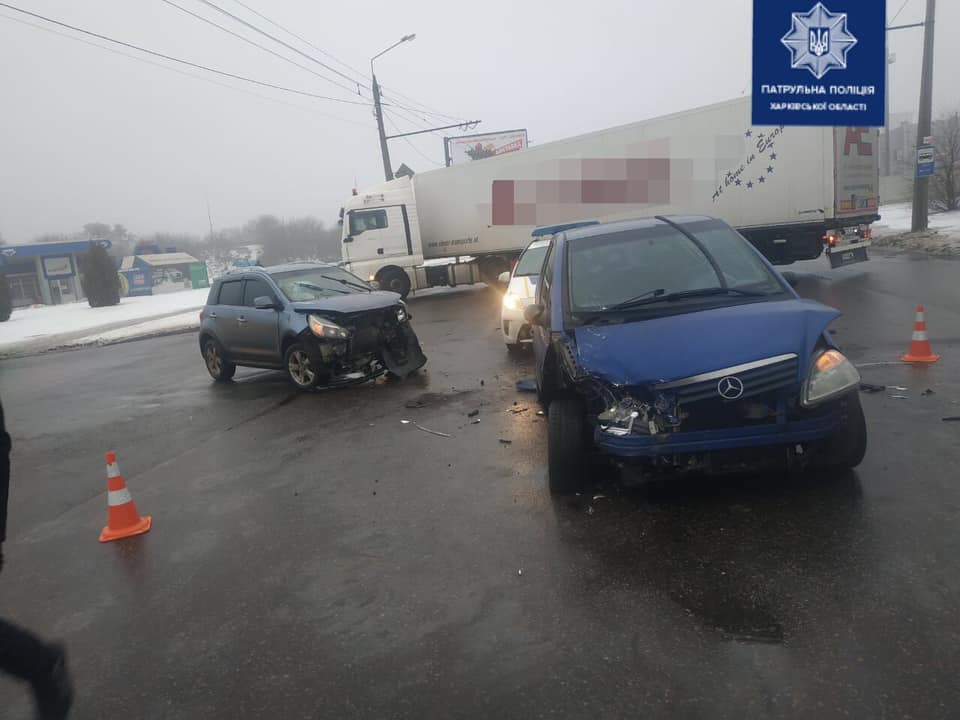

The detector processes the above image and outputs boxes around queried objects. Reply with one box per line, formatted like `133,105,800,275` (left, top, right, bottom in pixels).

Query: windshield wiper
294,281,348,295
322,274,371,292
599,286,770,313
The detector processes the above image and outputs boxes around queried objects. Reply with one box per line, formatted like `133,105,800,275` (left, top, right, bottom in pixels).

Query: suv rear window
217,280,243,306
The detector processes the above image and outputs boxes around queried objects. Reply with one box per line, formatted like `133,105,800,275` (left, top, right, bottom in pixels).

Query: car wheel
284,342,321,390
547,394,589,494
814,392,867,470
203,338,236,382
378,268,411,298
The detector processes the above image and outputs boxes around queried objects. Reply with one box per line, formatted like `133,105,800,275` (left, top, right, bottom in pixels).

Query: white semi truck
339,97,879,297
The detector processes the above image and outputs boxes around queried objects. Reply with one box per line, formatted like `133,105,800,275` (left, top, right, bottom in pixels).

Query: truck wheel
378,268,410,298
813,392,867,471
547,394,589,494
203,338,236,382
480,256,510,286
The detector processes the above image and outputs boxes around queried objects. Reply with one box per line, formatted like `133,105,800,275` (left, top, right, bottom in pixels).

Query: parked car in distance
525,215,866,493
500,222,599,354
199,262,426,390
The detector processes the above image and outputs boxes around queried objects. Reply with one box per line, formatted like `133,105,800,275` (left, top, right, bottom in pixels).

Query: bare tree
932,110,960,212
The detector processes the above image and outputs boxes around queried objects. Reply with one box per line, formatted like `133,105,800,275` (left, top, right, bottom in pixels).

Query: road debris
593,494,606,500
499,438,513,444
942,417,960,422
536,410,545,416
413,423,452,438
400,419,411,424
404,399,427,409
890,386,909,392
516,379,537,393
587,506,595,515
470,419,480,425
890,395,909,399
922,388,935,396
467,409,479,417
508,406,529,414
518,569,523,576
859,383,886,393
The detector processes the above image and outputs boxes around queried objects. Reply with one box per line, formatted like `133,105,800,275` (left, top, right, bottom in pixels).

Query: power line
0,11,375,128
159,0,365,98
194,0,369,90
891,0,912,24
226,0,466,123
383,111,444,167
0,2,370,105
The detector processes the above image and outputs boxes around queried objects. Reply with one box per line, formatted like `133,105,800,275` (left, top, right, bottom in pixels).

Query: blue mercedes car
524,215,866,493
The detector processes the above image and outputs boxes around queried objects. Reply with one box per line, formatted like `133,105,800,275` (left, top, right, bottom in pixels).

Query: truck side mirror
524,303,545,325
253,296,278,310
498,271,511,285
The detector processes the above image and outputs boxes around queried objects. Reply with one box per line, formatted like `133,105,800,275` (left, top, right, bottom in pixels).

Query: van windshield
514,244,549,276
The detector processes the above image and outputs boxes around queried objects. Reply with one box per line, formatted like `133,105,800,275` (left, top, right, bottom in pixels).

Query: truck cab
341,178,423,297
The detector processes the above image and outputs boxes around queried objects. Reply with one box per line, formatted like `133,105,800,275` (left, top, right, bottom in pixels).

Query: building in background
119,251,209,297
0,238,112,307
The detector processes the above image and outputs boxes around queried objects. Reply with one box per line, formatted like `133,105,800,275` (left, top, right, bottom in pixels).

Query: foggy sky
1,0,958,244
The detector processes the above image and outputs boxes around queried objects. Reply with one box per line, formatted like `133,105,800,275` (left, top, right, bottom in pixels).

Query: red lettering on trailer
843,128,873,156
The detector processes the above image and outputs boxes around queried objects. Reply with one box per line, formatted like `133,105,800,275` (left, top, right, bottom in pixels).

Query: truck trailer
340,97,879,297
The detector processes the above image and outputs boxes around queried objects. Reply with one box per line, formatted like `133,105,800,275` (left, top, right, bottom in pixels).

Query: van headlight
308,314,350,339
801,349,860,407
502,293,521,311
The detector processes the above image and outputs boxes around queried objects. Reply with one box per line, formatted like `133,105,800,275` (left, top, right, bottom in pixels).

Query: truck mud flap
828,245,869,269
381,324,427,378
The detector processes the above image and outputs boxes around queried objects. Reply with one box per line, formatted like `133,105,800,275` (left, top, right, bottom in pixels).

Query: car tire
378,268,410,299
547,394,589,494
284,342,321,390
814,392,867,470
203,338,236,382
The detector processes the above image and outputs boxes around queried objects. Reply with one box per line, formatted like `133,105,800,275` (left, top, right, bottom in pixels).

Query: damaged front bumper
595,411,842,458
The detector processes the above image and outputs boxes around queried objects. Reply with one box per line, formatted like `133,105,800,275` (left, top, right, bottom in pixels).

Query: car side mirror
343,235,354,244
524,303,545,325
254,296,277,310
780,271,800,288
497,271,511,285
368,280,381,290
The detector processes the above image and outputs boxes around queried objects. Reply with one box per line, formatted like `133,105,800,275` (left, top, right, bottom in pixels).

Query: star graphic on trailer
781,2,858,80
735,179,742,186
767,166,774,173
745,130,752,137
770,152,778,160
746,181,754,189
758,176,766,184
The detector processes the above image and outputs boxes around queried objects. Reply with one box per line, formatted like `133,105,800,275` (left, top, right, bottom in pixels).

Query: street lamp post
371,34,416,182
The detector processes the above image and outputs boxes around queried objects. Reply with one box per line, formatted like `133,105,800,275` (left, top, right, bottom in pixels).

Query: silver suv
199,262,426,389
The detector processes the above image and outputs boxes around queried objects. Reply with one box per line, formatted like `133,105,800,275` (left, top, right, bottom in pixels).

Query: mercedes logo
717,376,744,400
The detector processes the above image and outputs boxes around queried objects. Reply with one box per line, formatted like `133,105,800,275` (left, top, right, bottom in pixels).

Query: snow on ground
873,202,960,254
0,288,209,355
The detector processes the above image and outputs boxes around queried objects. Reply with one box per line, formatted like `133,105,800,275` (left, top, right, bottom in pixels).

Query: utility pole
372,74,393,182
911,0,936,232
205,194,215,241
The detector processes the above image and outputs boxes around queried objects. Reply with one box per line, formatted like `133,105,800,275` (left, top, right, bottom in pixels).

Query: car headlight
801,349,860,407
502,293,521,311
308,314,350,340
396,301,408,323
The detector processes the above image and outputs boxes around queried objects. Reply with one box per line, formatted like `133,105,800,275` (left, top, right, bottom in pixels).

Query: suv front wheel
203,338,236,382
284,342,321,390
547,394,589,494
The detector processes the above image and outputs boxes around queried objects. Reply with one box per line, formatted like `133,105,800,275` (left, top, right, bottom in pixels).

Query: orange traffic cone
99,451,152,543
901,305,940,363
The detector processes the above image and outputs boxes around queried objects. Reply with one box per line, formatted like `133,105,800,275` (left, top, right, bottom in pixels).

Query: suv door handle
209,312,218,318
237,316,247,324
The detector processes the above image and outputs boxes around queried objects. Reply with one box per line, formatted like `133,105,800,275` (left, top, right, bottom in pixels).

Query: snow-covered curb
873,203,960,256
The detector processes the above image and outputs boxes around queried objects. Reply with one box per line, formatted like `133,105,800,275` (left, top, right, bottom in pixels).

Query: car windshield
514,243,549,277
567,220,784,314
271,266,371,301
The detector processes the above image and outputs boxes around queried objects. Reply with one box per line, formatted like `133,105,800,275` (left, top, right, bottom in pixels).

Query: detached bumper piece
595,412,842,458
381,322,427,378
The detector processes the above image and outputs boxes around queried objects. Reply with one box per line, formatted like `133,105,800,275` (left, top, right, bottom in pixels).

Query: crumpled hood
291,290,401,315
572,299,840,386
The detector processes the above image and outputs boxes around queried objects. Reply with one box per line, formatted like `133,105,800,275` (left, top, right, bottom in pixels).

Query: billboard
444,129,528,166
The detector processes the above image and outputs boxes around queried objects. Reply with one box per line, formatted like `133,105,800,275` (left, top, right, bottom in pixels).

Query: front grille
655,354,799,405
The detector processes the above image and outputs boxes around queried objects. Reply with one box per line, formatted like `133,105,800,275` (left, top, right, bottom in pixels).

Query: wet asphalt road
1,251,960,719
